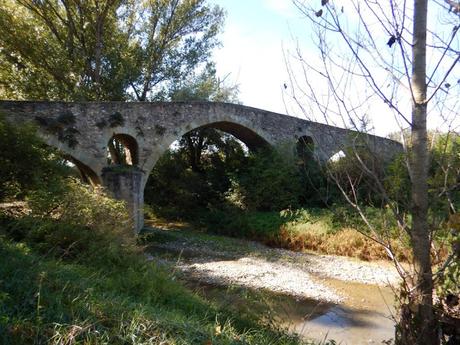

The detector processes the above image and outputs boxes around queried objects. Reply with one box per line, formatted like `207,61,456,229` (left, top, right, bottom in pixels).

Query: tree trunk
185,133,204,173
407,0,438,343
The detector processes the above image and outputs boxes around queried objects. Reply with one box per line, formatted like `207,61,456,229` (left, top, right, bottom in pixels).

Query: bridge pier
101,166,145,234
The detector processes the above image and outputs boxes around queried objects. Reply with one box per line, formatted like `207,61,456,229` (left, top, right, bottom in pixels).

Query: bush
4,178,133,262
0,115,68,201
234,147,303,211
197,209,287,239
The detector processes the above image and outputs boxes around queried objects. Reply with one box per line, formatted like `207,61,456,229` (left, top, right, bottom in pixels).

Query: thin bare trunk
408,0,437,343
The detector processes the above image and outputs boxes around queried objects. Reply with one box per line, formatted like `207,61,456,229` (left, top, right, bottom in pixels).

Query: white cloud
262,0,297,18
214,23,290,115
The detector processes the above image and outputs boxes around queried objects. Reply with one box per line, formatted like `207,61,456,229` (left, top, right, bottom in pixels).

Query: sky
209,0,400,136
209,1,460,137
211,1,303,115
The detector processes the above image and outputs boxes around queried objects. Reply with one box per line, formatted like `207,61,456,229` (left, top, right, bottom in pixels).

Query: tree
288,1,460,343
0,0,225,167
169,65,239,173
0,0,224,101
144,66,244,214
0,115,69,201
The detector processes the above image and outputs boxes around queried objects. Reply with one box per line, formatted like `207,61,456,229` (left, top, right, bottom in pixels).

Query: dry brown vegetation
265,227,412,262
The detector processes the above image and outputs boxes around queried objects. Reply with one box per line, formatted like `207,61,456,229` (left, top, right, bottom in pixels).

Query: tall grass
184,207,412,262
0,180,313,345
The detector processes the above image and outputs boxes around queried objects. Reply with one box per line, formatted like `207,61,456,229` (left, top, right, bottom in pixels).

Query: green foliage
169,63,239,103
144,60,246,215
384,132,460,221
0,192,309,345
0,115,68,201
327,144,386,207
298,161,337,208
295,137,337,207
429,132,460,216
234,147,303,211
384,153,411,210
145,133,247,217
437,214,460,297
3,179,132,262
0,234,308,344
146,144,310,219
0,0,224,101
196,209,288,239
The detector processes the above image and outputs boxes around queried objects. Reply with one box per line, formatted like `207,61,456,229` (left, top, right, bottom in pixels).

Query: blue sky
209,1,460,137
211,0,304,115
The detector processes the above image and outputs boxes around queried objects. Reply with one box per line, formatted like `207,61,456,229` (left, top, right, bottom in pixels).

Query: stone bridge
0,101,402,232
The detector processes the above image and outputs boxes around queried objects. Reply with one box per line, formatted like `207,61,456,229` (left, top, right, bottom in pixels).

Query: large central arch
141,119,271,188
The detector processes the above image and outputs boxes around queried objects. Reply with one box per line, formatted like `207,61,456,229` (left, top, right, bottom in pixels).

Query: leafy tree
234,148,303,212
429,132,460,216
169,65,240,172
144,135,246,217
0,0,224,101
0,0,133,100
144,67,247,215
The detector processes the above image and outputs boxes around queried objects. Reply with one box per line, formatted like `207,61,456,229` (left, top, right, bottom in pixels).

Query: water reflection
187,279,396,345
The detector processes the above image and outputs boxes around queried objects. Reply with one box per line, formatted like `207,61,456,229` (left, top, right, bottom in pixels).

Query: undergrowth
175,207,414,262
0,180,313,345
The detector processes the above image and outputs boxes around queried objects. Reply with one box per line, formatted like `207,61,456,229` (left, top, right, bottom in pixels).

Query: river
145,226,399,344
187,278,396,344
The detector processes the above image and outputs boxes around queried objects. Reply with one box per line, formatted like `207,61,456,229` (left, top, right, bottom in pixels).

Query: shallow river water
188,278,396,345
291,279,395,344
145,226,398,344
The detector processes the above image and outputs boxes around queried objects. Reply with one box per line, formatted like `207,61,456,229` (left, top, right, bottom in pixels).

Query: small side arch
296,135,315,165
107,133,139,166
65,156,101,186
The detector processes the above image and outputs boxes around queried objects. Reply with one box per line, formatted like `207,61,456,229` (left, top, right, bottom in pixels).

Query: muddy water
188,279,396,345
292,279,396,344
144,227,398,343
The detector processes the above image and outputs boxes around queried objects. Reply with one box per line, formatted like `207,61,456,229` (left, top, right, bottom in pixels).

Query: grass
0,214,317,345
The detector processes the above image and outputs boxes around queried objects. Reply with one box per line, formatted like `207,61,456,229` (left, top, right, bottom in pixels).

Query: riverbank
0,210,312,345
143,223,401,344
144,223,400,296
147,207,412,262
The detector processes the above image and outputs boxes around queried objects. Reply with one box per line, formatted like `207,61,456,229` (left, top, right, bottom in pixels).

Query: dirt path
144,226,400,303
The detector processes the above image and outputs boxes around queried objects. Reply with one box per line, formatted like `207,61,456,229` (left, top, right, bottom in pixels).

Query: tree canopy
0,0,224,101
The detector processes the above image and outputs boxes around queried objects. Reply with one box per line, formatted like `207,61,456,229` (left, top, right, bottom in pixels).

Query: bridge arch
295,135,315,164
107,133,139,166
66,156,101,186
141,118,272,187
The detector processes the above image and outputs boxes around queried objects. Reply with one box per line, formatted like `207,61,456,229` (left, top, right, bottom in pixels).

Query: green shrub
145,149,235,217
438,214,460,298
28,178,131,233
0,115,69,201
234,147,303,211
197,209,287,239
5,178,132,263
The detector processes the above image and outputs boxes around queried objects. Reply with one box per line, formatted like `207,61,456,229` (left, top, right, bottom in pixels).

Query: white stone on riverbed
147,228,401,304
178,257,343,303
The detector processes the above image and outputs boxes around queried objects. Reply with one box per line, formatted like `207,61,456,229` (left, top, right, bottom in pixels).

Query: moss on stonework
34,111,79,148
109,112,124,127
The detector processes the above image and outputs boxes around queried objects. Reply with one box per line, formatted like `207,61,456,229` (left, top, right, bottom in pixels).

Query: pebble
147,229,401,303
